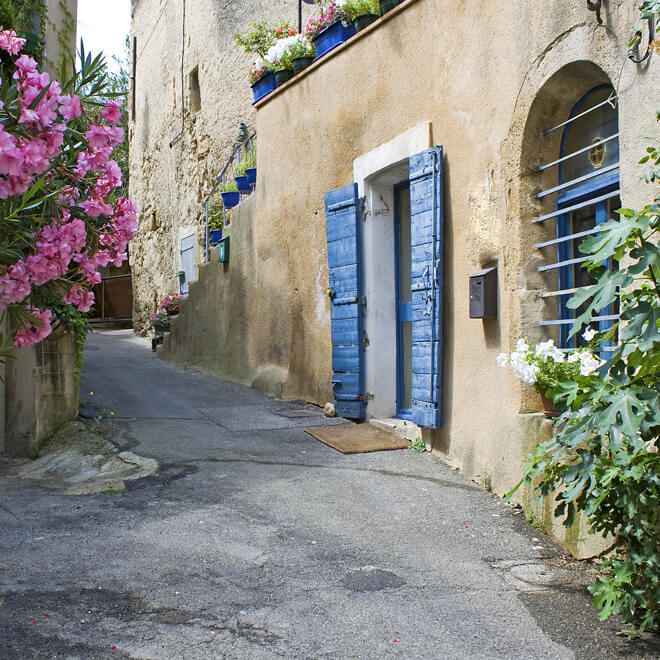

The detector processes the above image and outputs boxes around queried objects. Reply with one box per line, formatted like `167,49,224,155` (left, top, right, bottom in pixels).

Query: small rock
324,402,336,418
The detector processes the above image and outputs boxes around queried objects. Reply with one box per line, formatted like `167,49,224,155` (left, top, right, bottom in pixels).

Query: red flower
275,27,283,35
288,28,296,36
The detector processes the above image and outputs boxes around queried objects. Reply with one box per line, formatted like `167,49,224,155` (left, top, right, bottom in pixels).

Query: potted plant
235,22,297,103
235,147,257,190
379,0,401,15
281,34,316,74
150,309,171,335
265,35,302,87
160,293,184,316
249,61,277,104
208,200,224,244
496,335,604,417
304,3,356,60
341,0,381,31
220,180,241,209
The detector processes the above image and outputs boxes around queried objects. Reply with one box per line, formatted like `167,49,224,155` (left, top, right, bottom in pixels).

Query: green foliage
520,123,660,632
221,180,238,193
235,146,256,176
0,0,47,60
409,436,427,452
342,0,380,21
49,302,90,386
234,21,297,58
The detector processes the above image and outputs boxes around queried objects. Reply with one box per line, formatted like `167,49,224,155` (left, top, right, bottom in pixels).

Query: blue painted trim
394,180,412,419
555,85,619,349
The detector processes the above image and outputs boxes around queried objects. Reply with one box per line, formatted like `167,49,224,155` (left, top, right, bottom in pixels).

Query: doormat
304,424,410,454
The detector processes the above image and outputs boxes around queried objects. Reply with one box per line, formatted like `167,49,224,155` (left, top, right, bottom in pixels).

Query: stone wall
128,0,321,332
4,327,80,457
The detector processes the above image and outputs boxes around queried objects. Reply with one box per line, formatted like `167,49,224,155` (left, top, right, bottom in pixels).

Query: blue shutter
325,183,365,419
180,235,195,295
409,147,444,428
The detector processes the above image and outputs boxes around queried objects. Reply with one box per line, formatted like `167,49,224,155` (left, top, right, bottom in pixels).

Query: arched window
536,85,620,351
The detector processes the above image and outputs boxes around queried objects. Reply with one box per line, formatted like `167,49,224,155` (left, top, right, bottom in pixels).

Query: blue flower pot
251,71,276,104
312,21,357,60
221,191,240,208
210,229,223,244
235,175,252,193
245,167,257,187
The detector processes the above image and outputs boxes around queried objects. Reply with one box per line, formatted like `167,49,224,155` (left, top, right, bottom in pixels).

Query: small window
536,85,620,353
188,66,201,114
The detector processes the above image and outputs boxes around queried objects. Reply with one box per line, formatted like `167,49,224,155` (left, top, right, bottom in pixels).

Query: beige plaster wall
248,0,656,551
128,0,321,332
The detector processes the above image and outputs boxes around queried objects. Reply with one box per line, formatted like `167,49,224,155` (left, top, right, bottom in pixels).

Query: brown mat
304,424,410,454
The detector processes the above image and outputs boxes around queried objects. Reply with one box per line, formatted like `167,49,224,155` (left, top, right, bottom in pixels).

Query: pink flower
0,29,25,56
101,98,123,123
58,94,82,120
81,197,114,218
13,307,52,348
14,55,38,75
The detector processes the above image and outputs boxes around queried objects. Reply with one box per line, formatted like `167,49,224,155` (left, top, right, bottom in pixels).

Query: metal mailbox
217,236,230,263
469,266,497,318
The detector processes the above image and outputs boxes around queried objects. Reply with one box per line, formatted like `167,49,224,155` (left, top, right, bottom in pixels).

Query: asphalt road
0,329,658,659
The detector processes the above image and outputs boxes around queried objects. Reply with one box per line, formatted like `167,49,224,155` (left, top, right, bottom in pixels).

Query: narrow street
0,330,657,659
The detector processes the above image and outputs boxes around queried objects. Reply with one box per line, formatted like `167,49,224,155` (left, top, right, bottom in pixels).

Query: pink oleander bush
0,31,138,356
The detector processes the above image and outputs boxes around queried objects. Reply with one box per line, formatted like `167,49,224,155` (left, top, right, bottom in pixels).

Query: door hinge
362,330,370,347
356,393,374,401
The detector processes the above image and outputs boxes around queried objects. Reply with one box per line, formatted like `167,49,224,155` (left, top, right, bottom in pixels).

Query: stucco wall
250,0,657,497
128,0,321,332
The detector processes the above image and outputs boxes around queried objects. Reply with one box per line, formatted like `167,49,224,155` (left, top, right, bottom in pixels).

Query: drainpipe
204,201,209,263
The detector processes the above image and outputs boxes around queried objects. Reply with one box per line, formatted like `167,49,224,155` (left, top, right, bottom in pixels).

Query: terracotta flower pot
541,395,560,418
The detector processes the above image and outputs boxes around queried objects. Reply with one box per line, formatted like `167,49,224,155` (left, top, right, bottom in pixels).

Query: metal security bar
537,133,618,172
534,87,620,349
536,162,619,198
535,189,620,223
542,95,617,135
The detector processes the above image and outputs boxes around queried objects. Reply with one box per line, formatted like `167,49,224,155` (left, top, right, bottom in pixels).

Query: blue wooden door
409,147,444,429
325,183,365,419
395,182,413,420
180,235,195,295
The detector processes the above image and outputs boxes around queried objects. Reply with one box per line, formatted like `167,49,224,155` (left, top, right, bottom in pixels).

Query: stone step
368,417,419,442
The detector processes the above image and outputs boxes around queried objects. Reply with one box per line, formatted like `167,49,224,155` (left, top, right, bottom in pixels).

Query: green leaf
599,388,648,438
578,214,641,264
620,301,660,352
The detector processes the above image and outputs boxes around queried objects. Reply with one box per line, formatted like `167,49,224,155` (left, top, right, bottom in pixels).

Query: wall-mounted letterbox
217,236,230,263
469,266,497,319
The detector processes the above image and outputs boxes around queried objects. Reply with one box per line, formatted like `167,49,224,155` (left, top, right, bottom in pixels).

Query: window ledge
254,0,421,109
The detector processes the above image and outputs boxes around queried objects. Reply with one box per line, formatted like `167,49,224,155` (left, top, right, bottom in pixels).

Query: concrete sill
254,0,422,109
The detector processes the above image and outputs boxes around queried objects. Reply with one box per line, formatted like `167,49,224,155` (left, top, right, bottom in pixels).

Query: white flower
582,326,597,342
515,338,529,354
496,353,509,367
535,339,565,363
578,351,604,376
567,352,579,363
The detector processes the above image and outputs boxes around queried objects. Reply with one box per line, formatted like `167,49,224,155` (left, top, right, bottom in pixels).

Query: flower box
251,71,276,104
210,229,223,244
312,21,356,60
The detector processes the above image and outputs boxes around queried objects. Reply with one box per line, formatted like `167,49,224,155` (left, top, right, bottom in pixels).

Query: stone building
128,0,317,331
129,0,658,556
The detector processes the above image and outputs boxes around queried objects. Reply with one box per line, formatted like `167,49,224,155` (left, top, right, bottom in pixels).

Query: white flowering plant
497,332,604,398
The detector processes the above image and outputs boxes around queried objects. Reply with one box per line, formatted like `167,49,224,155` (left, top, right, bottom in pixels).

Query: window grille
535,85,620,351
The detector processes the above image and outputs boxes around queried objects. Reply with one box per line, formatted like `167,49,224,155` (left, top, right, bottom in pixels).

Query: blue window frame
537,85,620,351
